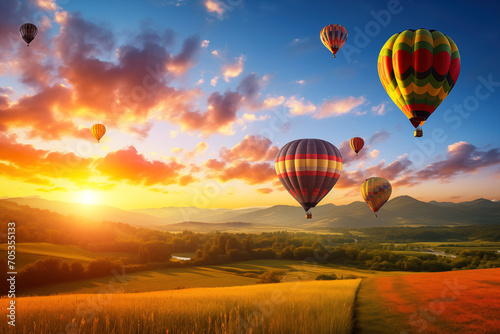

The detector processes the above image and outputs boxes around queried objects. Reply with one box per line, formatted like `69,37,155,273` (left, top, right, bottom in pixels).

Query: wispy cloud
284,96,316,116
222,55,245,82
313,96,366,119
204,0,225,19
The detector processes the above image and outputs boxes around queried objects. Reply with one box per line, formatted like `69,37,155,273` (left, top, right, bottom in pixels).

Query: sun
75,190,100,205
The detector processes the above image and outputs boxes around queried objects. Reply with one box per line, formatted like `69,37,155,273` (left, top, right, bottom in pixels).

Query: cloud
296,80,305,85
201,40,210,48
204,0,225,19
179,174,197,186
184,141,209,159
178,90,243,135
370,149,380,159
95,146,185,186
196,78,204,85
368,129,390,145
222,55,245,82
285,96,316,116
203,158,226,170
396,142,500,187
210,76,219,86
313,96,366,119
263,96,285,109
372,103,387,115
167,35,202,75
215,161,276,185
220,135,279,162
237,73,261,100
0,133,93,184
257,188,273,194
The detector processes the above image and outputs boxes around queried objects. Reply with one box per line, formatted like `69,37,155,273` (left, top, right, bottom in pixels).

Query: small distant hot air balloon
350,137,364,156
378,29,460,137
20,23,38,47
275,139,343,219
320,24,348,58
361,177,392,218
91,124,106,143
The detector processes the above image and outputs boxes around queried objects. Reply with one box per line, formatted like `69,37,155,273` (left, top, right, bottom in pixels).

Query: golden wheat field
1,279,360,334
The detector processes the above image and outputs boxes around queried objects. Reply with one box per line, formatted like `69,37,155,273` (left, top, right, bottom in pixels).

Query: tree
258,270,284,284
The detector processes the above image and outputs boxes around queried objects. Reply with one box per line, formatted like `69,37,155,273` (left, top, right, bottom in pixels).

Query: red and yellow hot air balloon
320,24,348,58
91,124,106,143
349,137,364,156
275,139,343,219
20,23,38,47
378,29,460,137
361,177,392,218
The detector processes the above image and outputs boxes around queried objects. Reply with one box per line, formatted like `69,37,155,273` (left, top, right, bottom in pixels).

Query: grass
0,242,135,269
21,259,406,296
355,268,500,334
1,279,361,334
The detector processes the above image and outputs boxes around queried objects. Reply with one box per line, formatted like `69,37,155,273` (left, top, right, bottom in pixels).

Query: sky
0,0,499,210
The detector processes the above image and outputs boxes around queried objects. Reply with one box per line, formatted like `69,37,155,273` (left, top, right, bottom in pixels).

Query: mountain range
2,196,499,230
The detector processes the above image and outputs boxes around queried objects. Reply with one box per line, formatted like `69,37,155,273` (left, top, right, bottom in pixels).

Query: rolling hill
2,195,499,229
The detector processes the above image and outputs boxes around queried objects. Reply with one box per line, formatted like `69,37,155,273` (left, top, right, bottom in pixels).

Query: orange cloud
222,55,245,82
95,146,185,186
257,188,273,194
215,161,275,185
220,135,279,162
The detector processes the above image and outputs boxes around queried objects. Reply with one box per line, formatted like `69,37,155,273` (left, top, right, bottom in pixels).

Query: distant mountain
3,195,499,229
3,197,163,227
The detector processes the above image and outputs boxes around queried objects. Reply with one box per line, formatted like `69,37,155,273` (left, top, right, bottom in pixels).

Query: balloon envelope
378,29,460,135
320,24,348,58
91,124,106,143
361,177,392,217
20,23,38,46
275,139,343,213
349,137,364,156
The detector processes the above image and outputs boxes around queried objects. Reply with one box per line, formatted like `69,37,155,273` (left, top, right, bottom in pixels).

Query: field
355,268,500,333
21,258,406,296
0,243,134,269
1,279,361,334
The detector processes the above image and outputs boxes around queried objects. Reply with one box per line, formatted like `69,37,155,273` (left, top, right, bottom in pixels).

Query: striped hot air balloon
349,137,364,156
360,177,392,218
91,124,106,143
320,24,348,58
20,23,38,46
275,139,343,219
378,29,460,137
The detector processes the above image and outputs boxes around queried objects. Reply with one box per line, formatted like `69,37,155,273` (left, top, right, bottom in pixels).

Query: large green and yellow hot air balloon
361,177,392,218
275,139,342,219
378,29,461,137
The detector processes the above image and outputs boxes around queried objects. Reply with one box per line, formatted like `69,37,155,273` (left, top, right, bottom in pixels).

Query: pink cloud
220,135,279,162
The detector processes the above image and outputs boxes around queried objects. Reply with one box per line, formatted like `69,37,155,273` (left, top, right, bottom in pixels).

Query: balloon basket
305,212,312,219
414,128,423,137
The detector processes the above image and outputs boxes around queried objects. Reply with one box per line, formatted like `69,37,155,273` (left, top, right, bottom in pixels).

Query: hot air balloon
91,124,106,143
275,139,343,219
378,29,460,137
20,23,38,47
350,137,364,156
361,177,392,218
320,24,348,58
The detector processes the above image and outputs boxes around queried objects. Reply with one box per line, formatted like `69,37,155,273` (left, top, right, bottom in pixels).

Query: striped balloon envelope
378,29,460,137
275,139,342,218
360,177,392,217
91,124,106,143
320,24,348,58
349,137,364,156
